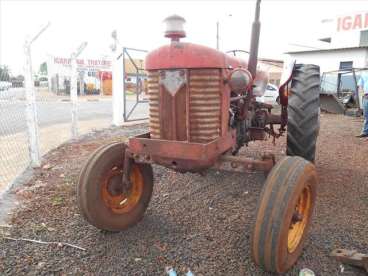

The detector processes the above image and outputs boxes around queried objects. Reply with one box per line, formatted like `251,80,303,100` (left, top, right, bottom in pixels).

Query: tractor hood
145,42,247,70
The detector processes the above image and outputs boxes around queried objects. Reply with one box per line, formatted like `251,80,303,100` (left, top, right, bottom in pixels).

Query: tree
0,65,11,81
39,62,47,75
16,75,25,81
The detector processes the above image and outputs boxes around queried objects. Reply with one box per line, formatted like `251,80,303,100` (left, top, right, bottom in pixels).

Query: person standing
356,71,368,138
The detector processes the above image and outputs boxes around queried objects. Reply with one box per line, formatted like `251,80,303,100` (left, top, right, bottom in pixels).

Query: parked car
256,83,280,105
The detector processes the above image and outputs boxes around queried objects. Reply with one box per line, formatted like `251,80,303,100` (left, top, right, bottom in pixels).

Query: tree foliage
39,62,48,75
0,65,10,81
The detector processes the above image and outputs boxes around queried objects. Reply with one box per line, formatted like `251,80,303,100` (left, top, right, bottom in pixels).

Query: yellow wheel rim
101,165,144,214
287,186,312,253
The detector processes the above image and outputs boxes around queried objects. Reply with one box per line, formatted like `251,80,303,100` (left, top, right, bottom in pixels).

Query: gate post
70,42,87,138
70,54,78,138
24,40,41,167
23,22,50,167
111,32,124,126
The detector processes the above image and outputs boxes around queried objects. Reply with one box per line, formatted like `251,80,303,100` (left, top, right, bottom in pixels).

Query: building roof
259,58,283,64
285,46,368,54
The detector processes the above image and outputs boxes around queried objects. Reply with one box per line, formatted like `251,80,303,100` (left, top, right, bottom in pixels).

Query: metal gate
122,47,149,122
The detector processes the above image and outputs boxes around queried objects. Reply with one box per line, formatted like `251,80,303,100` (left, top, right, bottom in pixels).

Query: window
339,61,353,70
360,30,368,46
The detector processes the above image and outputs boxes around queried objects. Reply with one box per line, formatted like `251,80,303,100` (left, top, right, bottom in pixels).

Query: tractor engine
145,15,272,154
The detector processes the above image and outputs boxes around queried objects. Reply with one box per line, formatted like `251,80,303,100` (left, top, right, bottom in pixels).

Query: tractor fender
278,59,296,105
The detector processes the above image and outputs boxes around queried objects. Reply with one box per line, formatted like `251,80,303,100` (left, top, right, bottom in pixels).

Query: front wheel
252,156,317,273
77,142,153,231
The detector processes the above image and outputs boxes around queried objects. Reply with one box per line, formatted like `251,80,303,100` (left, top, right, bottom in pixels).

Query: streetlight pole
216,21,219,50
216,14,232,51
24,22,50,167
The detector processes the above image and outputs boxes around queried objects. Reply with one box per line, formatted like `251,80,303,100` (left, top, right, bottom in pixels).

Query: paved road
0,88,148,135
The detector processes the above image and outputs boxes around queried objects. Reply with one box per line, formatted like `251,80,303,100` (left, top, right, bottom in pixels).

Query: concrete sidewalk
0,118,112,194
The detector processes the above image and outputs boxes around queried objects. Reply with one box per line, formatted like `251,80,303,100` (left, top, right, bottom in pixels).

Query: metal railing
122,47,149,122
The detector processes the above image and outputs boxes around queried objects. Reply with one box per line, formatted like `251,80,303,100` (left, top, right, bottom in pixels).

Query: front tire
252,156,317,273
77,142,153,231
287,64,320,162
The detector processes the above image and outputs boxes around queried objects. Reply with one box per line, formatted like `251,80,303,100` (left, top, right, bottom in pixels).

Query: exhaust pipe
248,0,261,78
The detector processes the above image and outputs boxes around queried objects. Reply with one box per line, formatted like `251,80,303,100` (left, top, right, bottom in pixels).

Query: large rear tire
287,64,320,162
252,156,317,273
77,142,154,231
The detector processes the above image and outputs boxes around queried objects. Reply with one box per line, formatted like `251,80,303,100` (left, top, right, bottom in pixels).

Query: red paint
337,12,368,32
342,16,352,31
99,71,112,80
145,42,247,70
353,14,362,29
53,57,111,68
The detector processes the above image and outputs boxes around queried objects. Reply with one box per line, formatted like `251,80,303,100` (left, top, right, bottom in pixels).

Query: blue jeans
362,97,368,135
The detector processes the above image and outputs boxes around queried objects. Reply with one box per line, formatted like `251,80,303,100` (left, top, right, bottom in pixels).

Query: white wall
287,48,368,73
332,31,361,48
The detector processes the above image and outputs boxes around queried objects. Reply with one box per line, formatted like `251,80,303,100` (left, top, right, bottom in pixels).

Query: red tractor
77,0,320,273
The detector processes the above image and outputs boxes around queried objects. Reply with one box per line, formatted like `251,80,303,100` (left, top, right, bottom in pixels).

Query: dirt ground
0,113,367,275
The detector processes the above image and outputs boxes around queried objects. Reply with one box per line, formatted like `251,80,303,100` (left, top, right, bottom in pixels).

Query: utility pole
24,22,50,167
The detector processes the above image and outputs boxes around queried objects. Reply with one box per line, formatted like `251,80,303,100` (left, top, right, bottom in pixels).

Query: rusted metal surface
148,68,223,144
147,71,160,139
220,69,230,136
189,69,222,143
213,152,275,173
249,127,266,141
130,152,219,173
129,130,234,160
128,130,235,172
143,14,285,174
145,42,247,70
159,69,187,140
121,148,133,192
331,249,368,272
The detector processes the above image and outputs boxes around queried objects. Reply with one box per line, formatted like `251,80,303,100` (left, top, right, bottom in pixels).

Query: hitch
214,152,275,173
331,249,368,272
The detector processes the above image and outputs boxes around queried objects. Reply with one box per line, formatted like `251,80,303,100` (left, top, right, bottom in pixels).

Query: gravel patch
0,114,367,275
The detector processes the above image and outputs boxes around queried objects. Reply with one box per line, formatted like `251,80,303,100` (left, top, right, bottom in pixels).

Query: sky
0,0,368,75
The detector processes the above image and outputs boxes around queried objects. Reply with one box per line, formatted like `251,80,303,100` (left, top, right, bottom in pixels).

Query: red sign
53,57,111,68
337,12,368,32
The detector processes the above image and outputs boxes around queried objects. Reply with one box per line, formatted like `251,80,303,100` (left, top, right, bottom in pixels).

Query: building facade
285,10,368,105
47,56,112,95
286,10,368,73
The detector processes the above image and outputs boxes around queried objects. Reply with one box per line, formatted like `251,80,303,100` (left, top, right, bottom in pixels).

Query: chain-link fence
0,43,149,194
0,85,30,192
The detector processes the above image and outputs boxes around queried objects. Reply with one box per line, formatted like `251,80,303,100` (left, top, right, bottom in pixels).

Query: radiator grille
147,71,160,139
147,69,221,143
189,69,221,143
